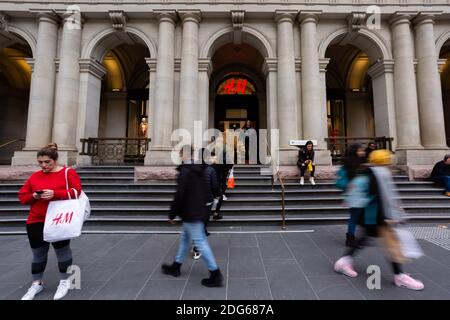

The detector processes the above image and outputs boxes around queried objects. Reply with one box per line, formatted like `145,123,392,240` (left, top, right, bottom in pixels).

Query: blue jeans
175,222,218,271
433,176,450,192
347,207,363,235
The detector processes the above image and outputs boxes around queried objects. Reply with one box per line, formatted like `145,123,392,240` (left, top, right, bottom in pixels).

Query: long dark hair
342,143,364,180
37,143,58,161
304,141,314,155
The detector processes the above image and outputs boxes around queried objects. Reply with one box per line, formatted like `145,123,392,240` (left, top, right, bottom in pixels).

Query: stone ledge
135,166,179,182
277,166,340,181
402,165,433,181
0,165,39,181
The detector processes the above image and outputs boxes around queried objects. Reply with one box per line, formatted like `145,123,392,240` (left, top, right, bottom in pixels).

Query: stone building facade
1,1,449,166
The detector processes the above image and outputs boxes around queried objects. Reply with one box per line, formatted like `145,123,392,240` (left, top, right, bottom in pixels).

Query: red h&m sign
52,212,74,226
222,78,248,95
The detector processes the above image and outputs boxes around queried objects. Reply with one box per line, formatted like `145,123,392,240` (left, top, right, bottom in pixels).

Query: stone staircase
0,165,449,234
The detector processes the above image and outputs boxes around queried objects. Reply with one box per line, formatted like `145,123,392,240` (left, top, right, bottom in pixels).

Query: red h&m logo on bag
52,212,74,226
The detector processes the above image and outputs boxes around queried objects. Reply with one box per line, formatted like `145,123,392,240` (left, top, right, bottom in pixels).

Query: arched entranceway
320,29,395,159
208,43,267,164
439,38,450,147
0,39,32,164
98,43,150,140
78,28,155,164
326,44,375,138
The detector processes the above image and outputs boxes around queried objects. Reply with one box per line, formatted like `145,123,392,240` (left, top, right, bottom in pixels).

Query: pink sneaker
334,256,358,278
394,273,424,291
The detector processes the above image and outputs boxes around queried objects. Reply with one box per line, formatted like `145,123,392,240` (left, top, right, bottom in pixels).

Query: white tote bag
43,168,90,242
395,226,424,260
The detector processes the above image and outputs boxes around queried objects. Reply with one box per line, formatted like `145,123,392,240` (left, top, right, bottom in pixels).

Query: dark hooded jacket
431,160,450,180
170,163,209,222
203,164,220,203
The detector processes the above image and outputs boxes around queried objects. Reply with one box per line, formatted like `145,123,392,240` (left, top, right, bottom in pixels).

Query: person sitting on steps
430,154,450,197
297,140,316,185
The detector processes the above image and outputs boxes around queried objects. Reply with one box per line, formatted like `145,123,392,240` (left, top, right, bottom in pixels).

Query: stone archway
200,27,273,164
320,28,397,154
77,28,155,164
438,37,450,147
0,31,33,164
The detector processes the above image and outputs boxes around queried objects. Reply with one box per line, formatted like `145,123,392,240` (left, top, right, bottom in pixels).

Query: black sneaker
161,262,181,277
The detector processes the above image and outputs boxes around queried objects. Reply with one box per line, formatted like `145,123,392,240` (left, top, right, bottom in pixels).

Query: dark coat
203,165,220,203
169,164,209,222
297,149,315,166
431,160,450,179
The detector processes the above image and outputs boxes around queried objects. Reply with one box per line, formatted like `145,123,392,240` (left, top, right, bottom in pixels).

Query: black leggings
344,225,402,275
26,223,73,281
299,164,315,177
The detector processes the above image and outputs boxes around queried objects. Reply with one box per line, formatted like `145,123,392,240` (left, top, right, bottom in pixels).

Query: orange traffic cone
227,168,235,189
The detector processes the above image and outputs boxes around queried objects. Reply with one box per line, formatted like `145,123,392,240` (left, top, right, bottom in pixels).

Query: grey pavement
1,223,450,300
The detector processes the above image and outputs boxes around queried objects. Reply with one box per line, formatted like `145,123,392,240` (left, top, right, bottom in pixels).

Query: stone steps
0,164,447,234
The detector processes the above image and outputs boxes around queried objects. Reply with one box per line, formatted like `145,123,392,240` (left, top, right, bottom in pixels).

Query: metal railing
265,140,287,230
325,136,394,164
79,138,151,165
0,138,25,150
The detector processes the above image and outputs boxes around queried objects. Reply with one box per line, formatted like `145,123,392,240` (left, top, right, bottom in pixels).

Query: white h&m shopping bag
43,168,89,242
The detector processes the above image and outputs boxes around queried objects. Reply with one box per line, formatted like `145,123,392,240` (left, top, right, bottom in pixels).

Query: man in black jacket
161,145,224,287
431,154,450,196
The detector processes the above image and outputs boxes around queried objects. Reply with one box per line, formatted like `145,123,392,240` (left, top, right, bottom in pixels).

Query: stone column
12,12,59,166
299,11,331,165
274,11,299,165
52,11,83,165
413,12,448,151
145,11,177,165
145,58,157,149
262,58,279,166
76,58,107,165
178,11,201,138
295,58,302,139
367,59,398,150
390,13,423,161
198,58,212,141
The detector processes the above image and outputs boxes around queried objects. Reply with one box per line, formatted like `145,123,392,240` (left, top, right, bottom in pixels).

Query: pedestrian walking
18,143,82,300
162,145,224,287
191,148,221,260
334,150,425,290
336,144,367,247
213,143,233,220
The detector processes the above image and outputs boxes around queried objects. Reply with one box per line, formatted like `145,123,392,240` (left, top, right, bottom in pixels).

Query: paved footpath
1,223,450,300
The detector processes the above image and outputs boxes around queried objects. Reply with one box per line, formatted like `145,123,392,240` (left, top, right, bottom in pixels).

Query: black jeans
299,163,315,177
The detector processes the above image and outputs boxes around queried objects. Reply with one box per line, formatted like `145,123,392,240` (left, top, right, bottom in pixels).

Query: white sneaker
192,247,202,260
300,177,304,185
53,279,71,300
222,195,228,201
21,282,44,300
310,177,316,185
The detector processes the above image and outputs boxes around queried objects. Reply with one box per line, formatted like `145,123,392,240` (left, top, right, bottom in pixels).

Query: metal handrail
0,138,25,150
265,139,287,230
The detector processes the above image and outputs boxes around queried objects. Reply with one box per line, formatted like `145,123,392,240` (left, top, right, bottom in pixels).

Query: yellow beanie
368,149,393,165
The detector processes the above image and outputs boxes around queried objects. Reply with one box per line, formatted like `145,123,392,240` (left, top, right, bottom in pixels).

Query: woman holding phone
18,143,82,300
